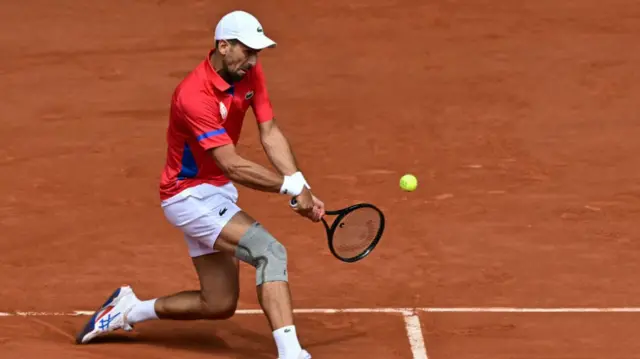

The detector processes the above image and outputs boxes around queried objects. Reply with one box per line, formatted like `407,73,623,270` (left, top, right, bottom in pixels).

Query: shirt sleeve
179,96,233,151
251,62,275,123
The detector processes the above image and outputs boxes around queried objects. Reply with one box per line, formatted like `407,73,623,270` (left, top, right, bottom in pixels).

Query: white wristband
280,172,310,197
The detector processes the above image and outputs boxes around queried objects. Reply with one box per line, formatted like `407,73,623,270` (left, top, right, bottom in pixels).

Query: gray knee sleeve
235,222,288,286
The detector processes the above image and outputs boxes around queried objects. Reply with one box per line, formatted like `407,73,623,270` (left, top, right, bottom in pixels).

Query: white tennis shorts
161,183,242,257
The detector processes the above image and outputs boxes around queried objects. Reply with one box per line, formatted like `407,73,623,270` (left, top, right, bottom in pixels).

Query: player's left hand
291,192,325,222
309,194,325,222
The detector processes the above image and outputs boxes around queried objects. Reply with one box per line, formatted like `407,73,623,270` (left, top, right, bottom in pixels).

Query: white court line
403,313,428,359
419,307,640,313
0,308,413,317
3,307,640,317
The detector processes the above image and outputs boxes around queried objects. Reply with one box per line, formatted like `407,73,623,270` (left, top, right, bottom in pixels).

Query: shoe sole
75,287,124,345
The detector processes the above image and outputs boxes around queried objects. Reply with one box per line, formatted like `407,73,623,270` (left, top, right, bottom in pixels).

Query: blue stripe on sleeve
196,128,227,141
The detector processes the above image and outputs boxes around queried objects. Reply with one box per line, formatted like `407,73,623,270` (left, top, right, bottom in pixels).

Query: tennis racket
290,198,385,263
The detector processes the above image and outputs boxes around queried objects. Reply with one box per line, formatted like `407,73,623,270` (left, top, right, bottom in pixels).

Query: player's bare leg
123,252,240,327
214,211,295,329
141,252,240,320
213,211,305,359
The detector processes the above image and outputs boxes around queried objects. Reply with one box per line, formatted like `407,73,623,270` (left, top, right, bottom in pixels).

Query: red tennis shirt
159,49,274,201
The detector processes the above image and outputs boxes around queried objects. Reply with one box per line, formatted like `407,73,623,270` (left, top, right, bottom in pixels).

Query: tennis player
76,10,324,359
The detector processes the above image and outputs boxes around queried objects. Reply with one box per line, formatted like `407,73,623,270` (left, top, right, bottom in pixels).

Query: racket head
288,198,386,263
324,203,385,263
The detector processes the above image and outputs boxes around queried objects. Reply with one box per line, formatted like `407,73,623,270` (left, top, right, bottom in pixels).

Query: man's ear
217,40,230,55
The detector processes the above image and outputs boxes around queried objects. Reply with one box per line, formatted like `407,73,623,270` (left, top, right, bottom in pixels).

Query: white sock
273,325,302,359
127,299,159,324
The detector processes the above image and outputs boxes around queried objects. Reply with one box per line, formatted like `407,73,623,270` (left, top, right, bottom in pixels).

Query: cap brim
239,34,277,50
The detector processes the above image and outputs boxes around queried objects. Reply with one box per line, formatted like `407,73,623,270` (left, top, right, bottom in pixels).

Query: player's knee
235,222,288,286
200,293,237,319
255,239,288,285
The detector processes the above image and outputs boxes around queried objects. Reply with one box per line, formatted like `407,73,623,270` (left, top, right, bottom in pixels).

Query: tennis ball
399,174,418,192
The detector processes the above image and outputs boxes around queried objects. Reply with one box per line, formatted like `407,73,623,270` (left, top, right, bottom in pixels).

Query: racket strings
332,207,381,259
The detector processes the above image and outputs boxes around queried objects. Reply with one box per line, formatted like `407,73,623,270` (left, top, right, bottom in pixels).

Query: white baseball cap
214,10,276,50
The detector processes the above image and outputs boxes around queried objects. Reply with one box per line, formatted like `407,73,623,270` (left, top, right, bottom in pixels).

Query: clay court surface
2,0,640,358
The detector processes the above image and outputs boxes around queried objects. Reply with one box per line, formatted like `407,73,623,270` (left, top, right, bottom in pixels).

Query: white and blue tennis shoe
75,285,138,344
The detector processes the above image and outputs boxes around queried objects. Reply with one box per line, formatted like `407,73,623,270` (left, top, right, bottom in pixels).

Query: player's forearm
225,158,309,196
260,127,300,176
224,157,284,193
211,144,309,196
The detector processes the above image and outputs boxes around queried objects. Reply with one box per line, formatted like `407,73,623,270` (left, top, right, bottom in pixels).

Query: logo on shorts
257,27,263,33
245,91,254,100
219,208,228,216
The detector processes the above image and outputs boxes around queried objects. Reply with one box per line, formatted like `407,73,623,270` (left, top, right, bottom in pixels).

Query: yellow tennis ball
399,174,418,191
